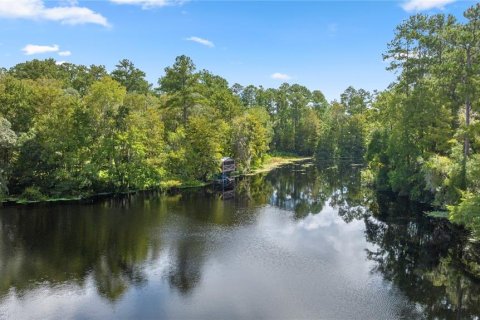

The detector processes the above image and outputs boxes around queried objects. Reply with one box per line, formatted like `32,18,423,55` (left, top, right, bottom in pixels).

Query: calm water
0,162,479,320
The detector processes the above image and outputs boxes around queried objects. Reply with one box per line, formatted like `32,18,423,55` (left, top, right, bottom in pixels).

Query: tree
184,115,227,181
311,90,329,114
198,70,242,121
288,84,312,151
83,77,127,191
445,5,480,185
239,85,258,107
111,59,151,94
0,117,17,199
111,104,165,190
340,86,371,115
9,59,65,81
158,55,201,125
232,108,272,172
0,76,36,133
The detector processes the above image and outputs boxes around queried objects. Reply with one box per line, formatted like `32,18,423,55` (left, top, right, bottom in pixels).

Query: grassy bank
245,155,312,176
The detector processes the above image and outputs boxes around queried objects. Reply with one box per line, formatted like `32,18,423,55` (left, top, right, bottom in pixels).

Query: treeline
362,4,480,237
1,56,369,201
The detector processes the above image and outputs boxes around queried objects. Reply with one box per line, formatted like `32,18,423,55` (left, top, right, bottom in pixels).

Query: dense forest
0,4,479,238
0,55,334,200
365,4,480,239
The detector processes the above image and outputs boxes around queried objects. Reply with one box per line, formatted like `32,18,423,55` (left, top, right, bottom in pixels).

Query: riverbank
1,155,312,206
242,155,312,176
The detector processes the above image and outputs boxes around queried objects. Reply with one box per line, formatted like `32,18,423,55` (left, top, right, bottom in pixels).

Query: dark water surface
1,162,479,320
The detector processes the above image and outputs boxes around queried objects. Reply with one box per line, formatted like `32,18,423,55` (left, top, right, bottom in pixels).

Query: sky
0,0,476,100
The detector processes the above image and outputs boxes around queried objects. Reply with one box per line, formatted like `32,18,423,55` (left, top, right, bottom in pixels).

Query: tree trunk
456,275,463,320
464,47,472,159
465,95,471,158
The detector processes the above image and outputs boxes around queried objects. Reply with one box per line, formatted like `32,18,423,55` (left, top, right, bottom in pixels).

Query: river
0,161,479,319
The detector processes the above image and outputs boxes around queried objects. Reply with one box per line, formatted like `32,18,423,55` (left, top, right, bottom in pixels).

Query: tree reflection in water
365,194,480,319
263,161,480,319
0,160,479,319
0,193,167,301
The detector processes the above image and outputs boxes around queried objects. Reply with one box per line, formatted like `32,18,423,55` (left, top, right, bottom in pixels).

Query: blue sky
0,0,475,100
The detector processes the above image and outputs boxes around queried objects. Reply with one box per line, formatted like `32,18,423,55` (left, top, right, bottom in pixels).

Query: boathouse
221,157,235,173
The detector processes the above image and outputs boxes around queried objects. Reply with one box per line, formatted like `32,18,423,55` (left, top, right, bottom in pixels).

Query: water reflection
0,195,165,301
365,194,480,319
0,161,479,319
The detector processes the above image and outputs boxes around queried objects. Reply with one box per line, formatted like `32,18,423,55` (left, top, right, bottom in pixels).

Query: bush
448,192,480,240
20,186,46,202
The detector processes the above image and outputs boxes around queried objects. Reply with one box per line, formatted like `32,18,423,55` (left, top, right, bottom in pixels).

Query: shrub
20,186,46,202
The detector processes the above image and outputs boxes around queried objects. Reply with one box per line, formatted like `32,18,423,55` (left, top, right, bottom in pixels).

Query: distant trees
231,82,329,156
314,99,367,161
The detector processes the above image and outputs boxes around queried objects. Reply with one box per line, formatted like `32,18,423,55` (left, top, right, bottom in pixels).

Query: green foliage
184,115,227,181
158,55,202,126
164,127,188,179
0,117,17,200
0,75,36,133
232,107,273,172
315,99,367,161
449,193,480,240
340,86,371,115
111,59,151,94
0,117,17,149
211,3,469,238
232,81,327,156
19,186,45,202
422,155,462,207
198,70,242,121
466,154,480,191
297,108,321,155
358,3,480,236
8,59,108,96
9,59,66,81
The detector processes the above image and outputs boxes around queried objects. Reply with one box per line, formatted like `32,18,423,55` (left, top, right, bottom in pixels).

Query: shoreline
1,155,312,207
242,156,312,176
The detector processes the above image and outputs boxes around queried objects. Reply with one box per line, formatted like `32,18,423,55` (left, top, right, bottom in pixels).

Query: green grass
247,154,312,176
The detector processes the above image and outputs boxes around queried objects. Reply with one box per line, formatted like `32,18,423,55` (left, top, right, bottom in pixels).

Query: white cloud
58,50,71,56
109,0,184,9
56,60,67,65
185,36,214,48
271,73,291,81
42,6,109,26
402,0,456,11
22,44,59,55
0,0,109,26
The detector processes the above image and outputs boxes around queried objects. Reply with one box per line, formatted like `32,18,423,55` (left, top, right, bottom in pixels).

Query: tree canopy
0,56,329,201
